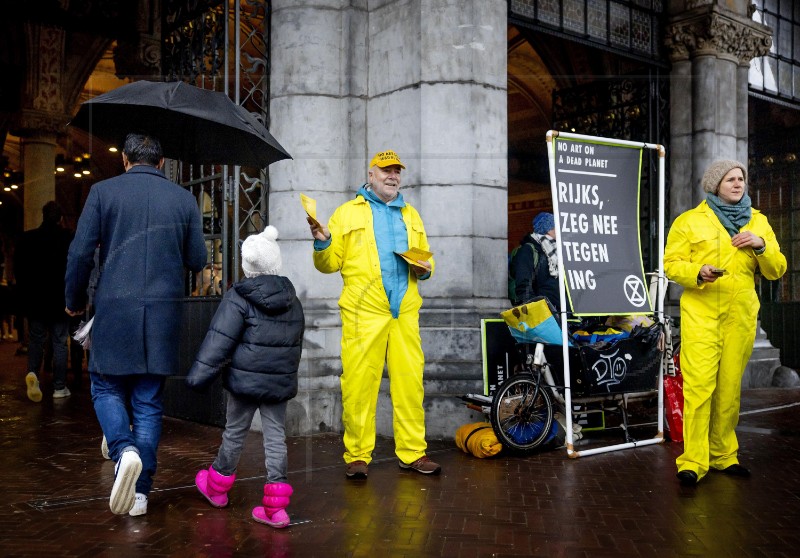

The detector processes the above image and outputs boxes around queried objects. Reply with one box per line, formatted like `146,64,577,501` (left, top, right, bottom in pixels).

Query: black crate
543,326,662,397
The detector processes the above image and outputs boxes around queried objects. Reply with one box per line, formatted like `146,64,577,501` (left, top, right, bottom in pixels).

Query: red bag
663,348,684,442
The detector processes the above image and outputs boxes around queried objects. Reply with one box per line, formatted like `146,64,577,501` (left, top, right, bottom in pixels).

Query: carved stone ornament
13,108,70,136
114,0,163,78
664,6,772,64
113,35,162,79
24,24,66,115
685,0,712,9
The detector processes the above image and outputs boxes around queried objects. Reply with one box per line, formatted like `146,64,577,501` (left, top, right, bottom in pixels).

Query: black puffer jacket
186,275,304,403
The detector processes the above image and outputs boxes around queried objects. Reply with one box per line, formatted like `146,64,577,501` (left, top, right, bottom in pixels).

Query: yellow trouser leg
676,321,722,480
386,311,426,465
340,305,391,464
709,318,754,469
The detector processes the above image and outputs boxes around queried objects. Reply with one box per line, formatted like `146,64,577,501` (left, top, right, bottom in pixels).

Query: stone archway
506,24,666,261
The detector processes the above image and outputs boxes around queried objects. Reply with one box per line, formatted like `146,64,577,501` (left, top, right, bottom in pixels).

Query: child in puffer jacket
186,225,304,528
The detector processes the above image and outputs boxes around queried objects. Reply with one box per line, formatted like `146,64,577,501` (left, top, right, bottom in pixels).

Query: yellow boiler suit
664,201,786,480
313,195,434,465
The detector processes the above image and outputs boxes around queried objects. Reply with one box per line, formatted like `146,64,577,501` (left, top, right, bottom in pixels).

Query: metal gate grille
160,0,271,426
162,0,271,296
551,71,669,273
509,0,666,64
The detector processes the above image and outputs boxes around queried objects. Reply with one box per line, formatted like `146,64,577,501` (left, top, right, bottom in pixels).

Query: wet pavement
2,338,800,557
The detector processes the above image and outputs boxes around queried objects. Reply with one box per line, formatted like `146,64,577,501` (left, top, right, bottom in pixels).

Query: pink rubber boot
195,465,236,508
252,482,293,528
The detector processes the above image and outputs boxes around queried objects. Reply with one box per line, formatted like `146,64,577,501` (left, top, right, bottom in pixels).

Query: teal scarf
706,193,752,237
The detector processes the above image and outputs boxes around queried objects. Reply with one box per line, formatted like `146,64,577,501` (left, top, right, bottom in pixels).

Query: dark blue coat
65,165,207,376
186,275,304,404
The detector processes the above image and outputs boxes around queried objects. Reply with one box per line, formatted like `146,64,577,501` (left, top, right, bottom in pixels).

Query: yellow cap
369,150,405,169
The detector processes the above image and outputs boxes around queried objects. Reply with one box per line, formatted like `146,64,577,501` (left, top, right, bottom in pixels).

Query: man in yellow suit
308,149,440,479
665,159,786,486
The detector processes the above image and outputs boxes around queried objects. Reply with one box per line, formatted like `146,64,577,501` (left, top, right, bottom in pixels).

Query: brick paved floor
2,339,800,557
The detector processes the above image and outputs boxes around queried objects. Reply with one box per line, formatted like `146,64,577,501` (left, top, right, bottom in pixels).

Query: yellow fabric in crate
455,422,503,458
501,298,554,331
605,314,655,332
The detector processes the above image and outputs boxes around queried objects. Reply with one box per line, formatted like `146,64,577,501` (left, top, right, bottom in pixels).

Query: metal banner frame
546,130,667,458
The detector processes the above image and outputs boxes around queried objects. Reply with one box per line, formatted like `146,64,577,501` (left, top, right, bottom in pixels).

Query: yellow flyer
300,193,321,228
395,247,433,266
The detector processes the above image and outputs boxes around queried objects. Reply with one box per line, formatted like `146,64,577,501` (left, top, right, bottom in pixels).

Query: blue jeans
28,319,69,389
90,372,165,495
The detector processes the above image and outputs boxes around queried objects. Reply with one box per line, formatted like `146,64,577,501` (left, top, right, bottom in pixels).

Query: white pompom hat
241,225,282,277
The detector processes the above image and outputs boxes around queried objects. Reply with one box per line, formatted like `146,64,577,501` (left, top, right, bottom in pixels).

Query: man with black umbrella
65,133,207,517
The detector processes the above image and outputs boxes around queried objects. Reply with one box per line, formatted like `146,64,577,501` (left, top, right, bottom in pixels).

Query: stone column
269,0,508,437
736,63,750,164
14,23,70,229
368,0,508,438
20,132,58,228
664,3,772,216
664,2,778,386
269,1,371,435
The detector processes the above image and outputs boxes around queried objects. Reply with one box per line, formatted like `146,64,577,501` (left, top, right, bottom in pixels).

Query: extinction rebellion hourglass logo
623,275,647,308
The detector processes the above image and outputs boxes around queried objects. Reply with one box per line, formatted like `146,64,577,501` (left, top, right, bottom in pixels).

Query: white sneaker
25,372,42,403
53,387,71,399
109,451,142,514
129,493,148,516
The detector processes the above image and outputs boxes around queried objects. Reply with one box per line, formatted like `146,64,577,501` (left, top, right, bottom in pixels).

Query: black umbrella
70,80,291,167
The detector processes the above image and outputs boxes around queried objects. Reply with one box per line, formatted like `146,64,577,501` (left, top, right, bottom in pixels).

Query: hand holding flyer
395,247,433,266
300,193,322,228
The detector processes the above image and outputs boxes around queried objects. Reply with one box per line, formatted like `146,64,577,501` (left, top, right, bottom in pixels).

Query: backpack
508,242,539,305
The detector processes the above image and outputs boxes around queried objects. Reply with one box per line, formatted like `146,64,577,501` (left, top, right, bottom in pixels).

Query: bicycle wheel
490,373,555,453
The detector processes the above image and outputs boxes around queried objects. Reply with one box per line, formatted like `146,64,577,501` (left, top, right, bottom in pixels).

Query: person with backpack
509,212,561,309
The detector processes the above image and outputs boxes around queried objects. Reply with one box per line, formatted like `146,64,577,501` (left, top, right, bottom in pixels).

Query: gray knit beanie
701,159,748,194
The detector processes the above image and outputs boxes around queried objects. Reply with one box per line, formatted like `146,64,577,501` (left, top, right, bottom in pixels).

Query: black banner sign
551,138,650,315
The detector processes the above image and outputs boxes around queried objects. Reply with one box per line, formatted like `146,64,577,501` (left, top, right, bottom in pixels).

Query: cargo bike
462,295,672,457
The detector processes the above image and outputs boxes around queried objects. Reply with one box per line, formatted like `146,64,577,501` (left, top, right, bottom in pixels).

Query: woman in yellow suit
664,159,786,486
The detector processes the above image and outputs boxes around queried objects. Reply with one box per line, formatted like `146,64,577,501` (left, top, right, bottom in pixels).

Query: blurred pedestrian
0,232,16,342
15,201,73,401
508,211,562,309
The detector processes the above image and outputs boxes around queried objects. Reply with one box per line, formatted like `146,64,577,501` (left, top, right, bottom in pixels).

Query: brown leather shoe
399,456,441,475
345,460,368,479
